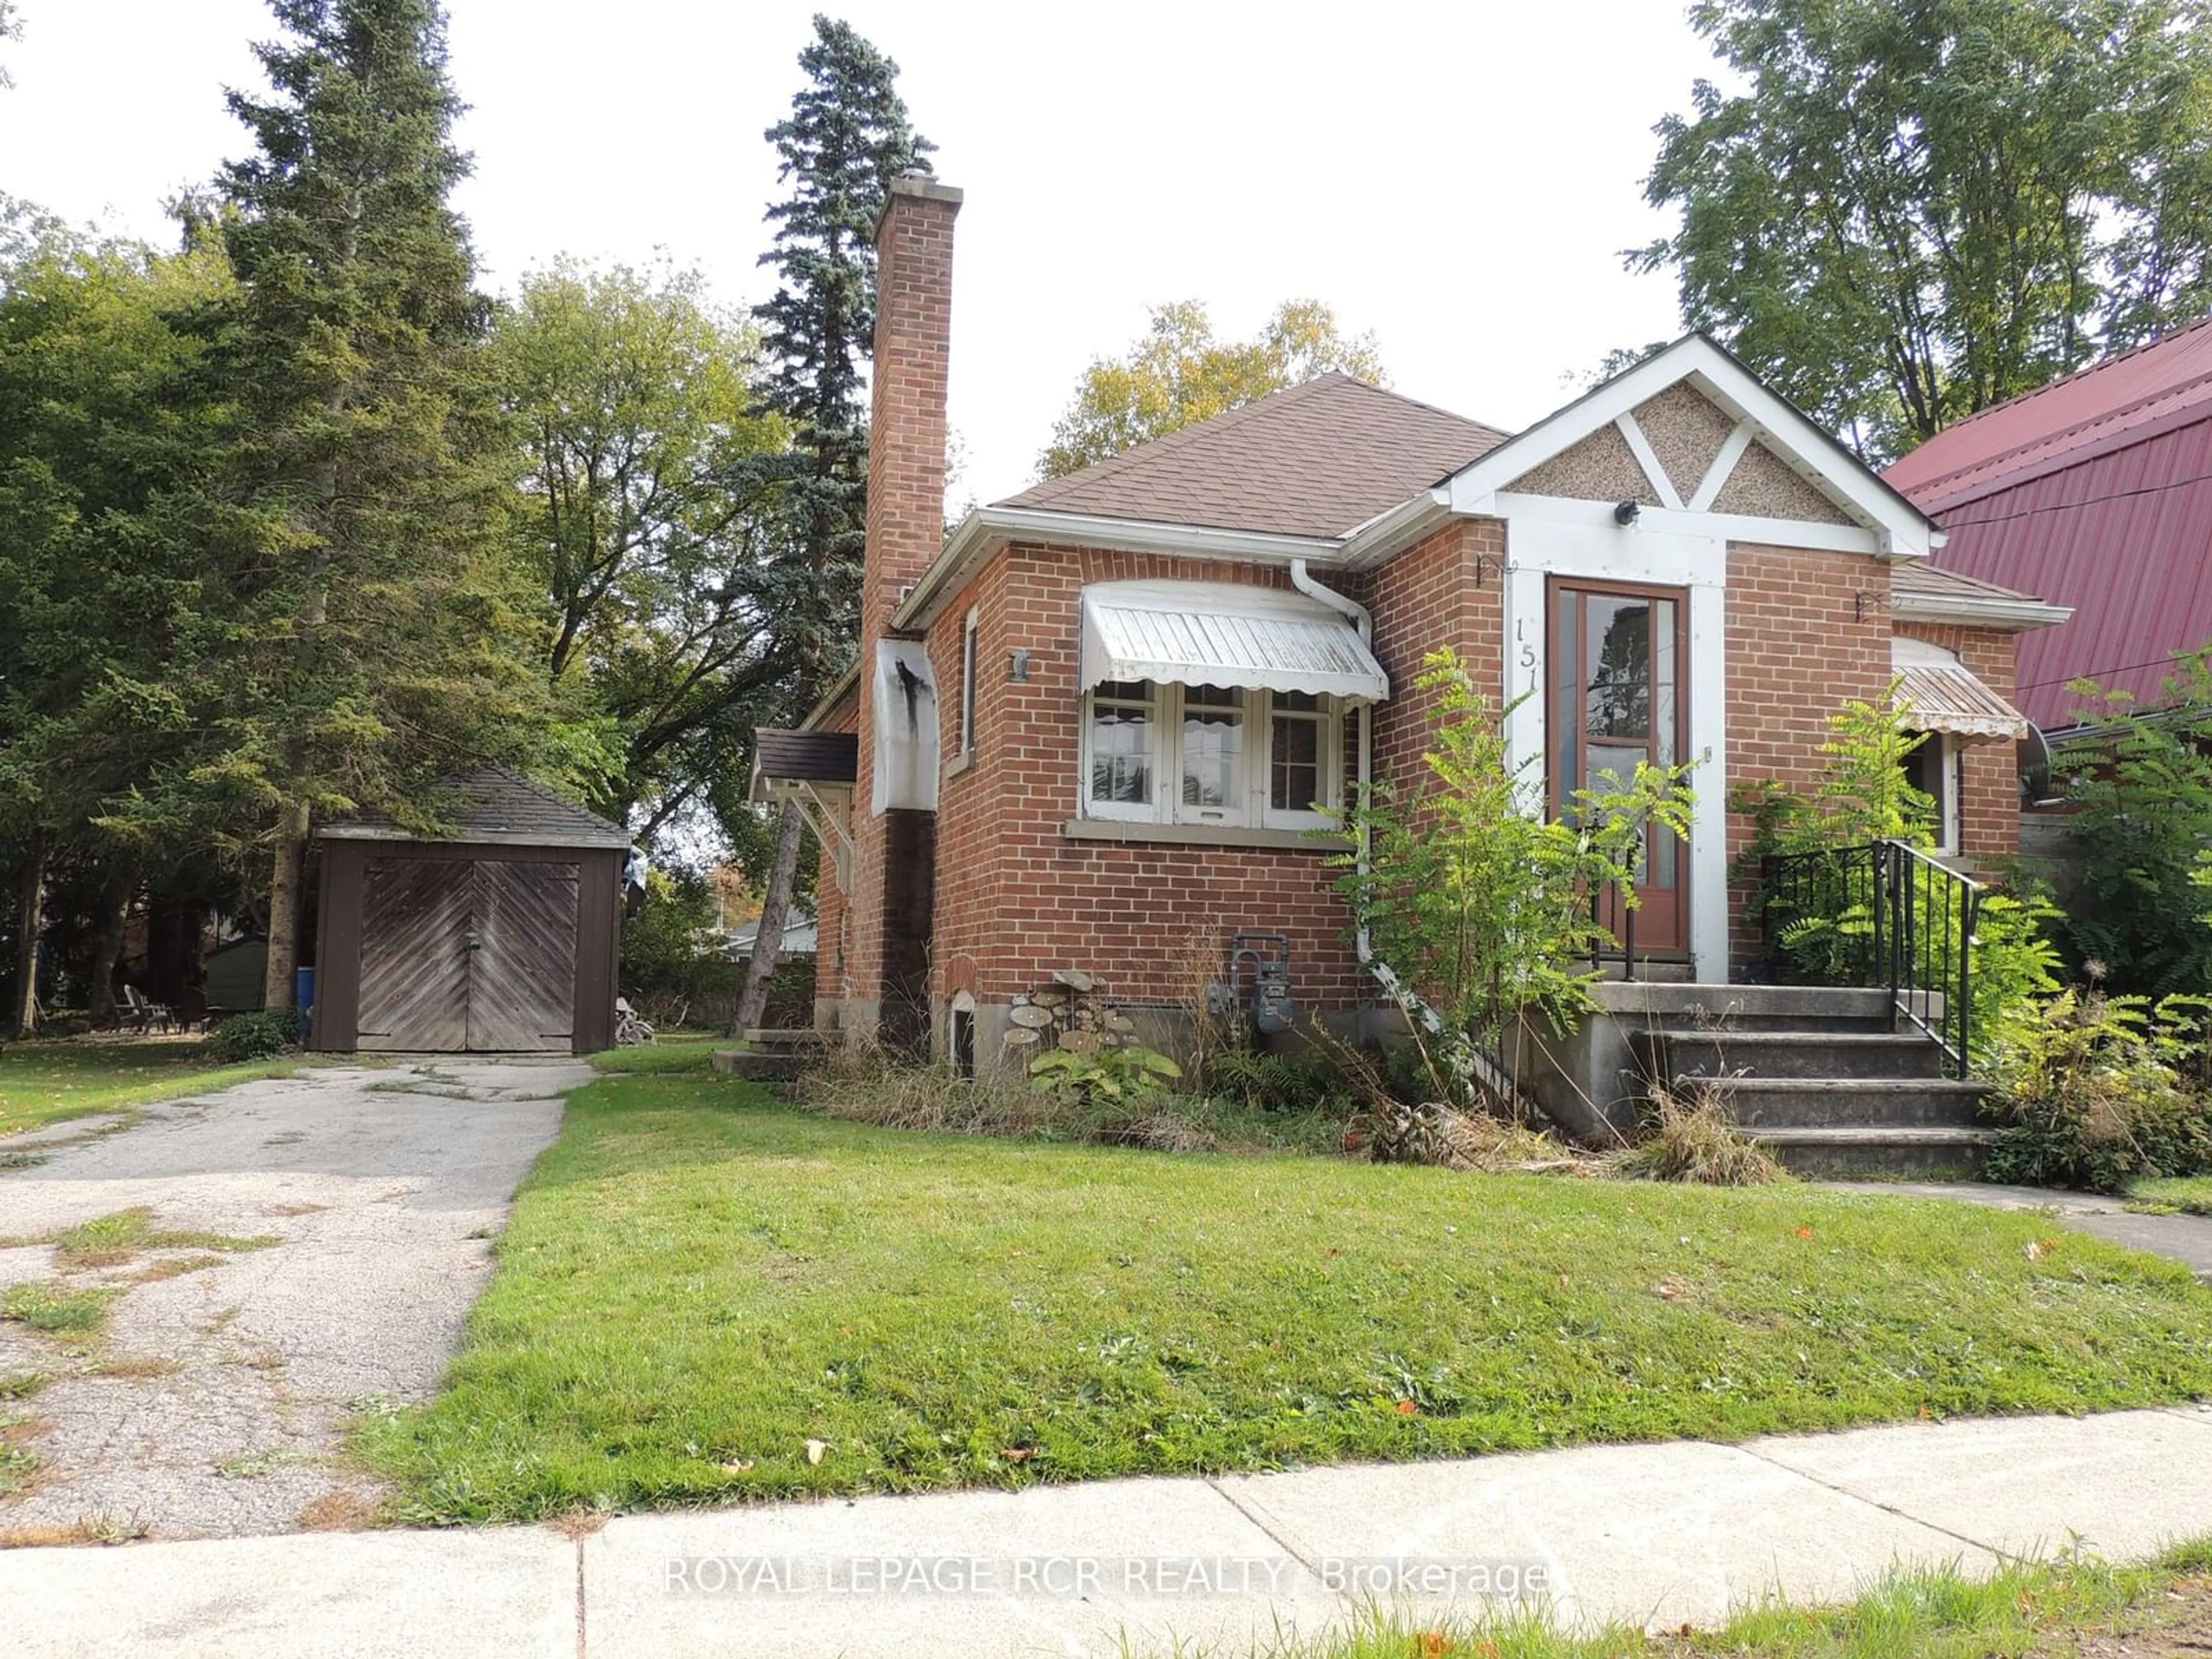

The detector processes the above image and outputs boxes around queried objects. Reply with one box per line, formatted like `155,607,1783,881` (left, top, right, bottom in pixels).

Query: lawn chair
118,986,173,1034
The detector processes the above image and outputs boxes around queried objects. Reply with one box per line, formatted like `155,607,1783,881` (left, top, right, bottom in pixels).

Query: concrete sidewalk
5,1404,2211,1657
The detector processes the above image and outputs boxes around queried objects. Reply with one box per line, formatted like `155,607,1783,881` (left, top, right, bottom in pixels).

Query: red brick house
753,173,2068,1071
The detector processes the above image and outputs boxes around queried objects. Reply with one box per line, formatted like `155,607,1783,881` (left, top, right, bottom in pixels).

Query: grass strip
0,1041,308,1139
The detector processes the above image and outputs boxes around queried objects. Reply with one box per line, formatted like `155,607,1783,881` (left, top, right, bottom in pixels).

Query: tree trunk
10,835,47,1038
263,798,310,1010
732,799,805,1034
87,867,135,1028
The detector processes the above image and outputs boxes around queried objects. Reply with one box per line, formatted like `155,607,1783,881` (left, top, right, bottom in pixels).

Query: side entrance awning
1891,639,2028,741
749,728,858,883
1078,579,1390,701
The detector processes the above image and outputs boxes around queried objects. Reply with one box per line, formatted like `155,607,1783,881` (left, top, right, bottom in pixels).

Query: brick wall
845,176,960,1039
1362,519,1508,788
925,544,1373,1039
1724,543,1893,963
1893,620,2024,863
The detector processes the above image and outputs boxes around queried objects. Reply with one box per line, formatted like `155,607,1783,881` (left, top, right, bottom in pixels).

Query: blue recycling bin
295,967,316,1038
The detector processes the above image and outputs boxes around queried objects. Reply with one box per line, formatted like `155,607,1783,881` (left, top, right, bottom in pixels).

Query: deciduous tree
1040,300,1387,478
0,218,230,1031
496,259,789,840
1635,0,2212,461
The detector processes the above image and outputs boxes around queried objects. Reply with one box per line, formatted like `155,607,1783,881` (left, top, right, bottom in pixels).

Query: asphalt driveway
0,1059,582,1540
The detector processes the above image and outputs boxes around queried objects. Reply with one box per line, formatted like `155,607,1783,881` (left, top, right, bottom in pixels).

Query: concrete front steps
1618,985,1997,1178
710,1028,824,1084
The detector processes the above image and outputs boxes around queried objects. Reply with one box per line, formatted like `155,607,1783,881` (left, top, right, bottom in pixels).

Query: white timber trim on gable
1443,335,1941,558
1614,413,1685,510
1688,422,1757,512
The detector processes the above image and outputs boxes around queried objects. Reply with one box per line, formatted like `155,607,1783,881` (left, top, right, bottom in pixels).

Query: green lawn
361,1066,2212,1525
1214,1539,2212,1658
2134,1175,2212,1216
0,1040,307,1139
584,1031,728,1074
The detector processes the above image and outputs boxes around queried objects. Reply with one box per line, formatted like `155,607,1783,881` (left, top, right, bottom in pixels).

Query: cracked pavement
0,1059,582,1540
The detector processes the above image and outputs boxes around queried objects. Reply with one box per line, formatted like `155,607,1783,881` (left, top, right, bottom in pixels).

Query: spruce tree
752,13,933,709
735,16,931,1033
199,0,542,1009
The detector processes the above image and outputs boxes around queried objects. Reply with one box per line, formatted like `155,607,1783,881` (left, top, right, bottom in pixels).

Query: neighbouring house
308,767,630,1056
726,913,819,963
1885,317,2212,736
751,173,2069,1126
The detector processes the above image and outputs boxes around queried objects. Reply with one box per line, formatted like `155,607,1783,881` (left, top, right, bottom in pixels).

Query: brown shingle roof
998,374,1511,540
1890,562,2047,606
317,767,632,849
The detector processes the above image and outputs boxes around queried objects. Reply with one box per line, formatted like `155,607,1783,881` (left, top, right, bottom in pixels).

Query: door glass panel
1584,743,1650,878
1584,741,1647,793
1555,590,1578,791
1652,599,1677,766
1584,596,1652,739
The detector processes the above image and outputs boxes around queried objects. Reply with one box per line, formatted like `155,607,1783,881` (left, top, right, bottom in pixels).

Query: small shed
308,768,630,1055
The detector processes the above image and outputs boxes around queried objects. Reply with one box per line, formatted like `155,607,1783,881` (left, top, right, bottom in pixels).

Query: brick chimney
844,170,959,1053
861,171,962,645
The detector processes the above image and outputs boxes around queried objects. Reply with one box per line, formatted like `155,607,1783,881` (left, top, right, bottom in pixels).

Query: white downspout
1288,560,1376,965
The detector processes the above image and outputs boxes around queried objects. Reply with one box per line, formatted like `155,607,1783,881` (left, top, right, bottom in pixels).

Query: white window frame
1079,682,1346,831
958,607,979,759
1262,690,1343,830
1903,729,1961,855
1083,679,1162,822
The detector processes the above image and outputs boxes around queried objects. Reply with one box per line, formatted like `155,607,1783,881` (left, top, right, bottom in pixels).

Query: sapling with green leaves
1330,648,1695,1080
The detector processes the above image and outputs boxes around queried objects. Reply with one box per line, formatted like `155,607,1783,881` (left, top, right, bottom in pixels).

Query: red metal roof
1886,317,2212,511
1884,319,2212,728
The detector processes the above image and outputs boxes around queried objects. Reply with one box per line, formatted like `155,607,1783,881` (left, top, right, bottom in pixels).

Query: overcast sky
0,1,1724,507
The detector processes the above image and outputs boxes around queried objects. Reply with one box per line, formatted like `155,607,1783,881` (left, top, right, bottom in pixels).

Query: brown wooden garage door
356,857,579,1052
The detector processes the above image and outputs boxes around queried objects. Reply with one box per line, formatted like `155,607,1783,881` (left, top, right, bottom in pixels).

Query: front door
1548,580,1689,956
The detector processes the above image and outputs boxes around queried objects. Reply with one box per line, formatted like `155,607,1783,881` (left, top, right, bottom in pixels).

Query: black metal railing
1759,840,1984,1076
1880,840,1982,1075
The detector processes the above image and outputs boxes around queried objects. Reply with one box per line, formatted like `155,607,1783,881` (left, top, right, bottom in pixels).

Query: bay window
1082,681,1345,830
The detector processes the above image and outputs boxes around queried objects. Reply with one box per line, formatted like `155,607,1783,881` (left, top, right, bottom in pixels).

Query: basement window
1082,683,1343,830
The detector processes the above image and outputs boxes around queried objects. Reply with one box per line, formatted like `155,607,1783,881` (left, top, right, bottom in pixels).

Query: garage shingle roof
317,767,632,849
998,374,1512,540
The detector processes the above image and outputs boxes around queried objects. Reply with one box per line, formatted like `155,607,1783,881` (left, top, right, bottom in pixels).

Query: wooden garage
308,768,630,1055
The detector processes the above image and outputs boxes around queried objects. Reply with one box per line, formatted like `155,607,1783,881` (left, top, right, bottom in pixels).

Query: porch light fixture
1009,649,1031,683
1613,500,1641,527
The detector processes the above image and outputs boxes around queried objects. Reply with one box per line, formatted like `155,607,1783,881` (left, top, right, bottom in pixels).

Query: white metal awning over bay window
1077,581,1391,702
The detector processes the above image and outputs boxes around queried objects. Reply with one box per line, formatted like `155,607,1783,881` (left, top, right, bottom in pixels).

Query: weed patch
13,1207,282,1271
1612,1082,1787,1186
3,1282,119,1334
